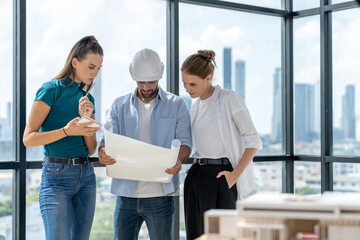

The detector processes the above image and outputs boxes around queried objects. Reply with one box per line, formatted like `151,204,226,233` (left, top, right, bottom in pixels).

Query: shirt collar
200,85,221,103
60,76,81,88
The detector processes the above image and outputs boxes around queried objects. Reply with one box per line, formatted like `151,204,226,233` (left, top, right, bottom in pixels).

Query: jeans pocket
43,162,68,175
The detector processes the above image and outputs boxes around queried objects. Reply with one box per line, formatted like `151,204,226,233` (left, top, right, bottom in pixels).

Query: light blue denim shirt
104,86,192,197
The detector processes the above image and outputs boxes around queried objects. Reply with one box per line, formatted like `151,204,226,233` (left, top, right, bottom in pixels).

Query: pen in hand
79,82,95,117
84,82,95,98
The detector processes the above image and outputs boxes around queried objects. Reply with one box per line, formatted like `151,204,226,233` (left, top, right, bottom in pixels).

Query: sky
0,0,359,135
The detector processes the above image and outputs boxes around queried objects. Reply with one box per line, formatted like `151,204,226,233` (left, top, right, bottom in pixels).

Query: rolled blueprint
104,129,181,183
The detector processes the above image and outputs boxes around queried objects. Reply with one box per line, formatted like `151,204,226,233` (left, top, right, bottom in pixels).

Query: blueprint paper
104,129,181,183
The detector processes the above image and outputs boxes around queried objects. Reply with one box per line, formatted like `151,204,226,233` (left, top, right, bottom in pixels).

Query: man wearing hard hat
98,48,192,239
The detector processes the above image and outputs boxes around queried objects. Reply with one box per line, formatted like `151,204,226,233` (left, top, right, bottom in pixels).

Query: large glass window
179,3,282,155
332,8,360,156
294,16,321,155
0,171,13,239
6,0,360,239
26,0,167,161
0,0,14,161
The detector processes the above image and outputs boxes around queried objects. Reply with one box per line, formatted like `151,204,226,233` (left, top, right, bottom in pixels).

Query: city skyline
222,47,246,100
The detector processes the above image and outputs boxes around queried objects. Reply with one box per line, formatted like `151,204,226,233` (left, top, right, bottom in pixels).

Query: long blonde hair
54,35,103,91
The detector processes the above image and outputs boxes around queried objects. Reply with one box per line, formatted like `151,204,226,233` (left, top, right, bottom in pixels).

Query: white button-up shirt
191,85,262,199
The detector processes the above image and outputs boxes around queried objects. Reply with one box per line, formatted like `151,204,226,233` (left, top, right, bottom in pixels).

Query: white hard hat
129,48,164,81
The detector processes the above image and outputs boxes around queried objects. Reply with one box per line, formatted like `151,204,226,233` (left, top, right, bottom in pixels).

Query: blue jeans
39,162,96,240
113,196,175,240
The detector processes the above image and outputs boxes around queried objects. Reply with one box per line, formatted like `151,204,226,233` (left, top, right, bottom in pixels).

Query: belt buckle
198,159,205,165
71,158,81,166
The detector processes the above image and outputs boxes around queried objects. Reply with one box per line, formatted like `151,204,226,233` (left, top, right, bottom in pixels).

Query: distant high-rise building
312,80,320,135
235,60,245,100
223,47,232,90
92,72,102,123
342,85,355,139
270,68,282,143
7,102,11,128
295,83,314,143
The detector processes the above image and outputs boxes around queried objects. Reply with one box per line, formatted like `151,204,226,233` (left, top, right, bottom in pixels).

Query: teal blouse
34,77,95,158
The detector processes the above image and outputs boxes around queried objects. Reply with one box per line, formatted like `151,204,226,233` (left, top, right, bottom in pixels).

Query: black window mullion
13,0,27,239
166,0,179,95
320,0,333,193
283,0,294,193
167,2,180,240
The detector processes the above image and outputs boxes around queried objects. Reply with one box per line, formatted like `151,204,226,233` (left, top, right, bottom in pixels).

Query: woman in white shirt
181,50,262,240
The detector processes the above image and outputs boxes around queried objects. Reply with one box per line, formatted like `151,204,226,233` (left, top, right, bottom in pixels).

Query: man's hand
98,147,116,165
165,158,182,175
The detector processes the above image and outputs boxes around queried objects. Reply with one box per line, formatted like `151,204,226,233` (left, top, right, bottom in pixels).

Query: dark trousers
184,163,238,240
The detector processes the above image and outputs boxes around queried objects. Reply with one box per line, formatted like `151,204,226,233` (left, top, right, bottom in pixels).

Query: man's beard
139,86,158,99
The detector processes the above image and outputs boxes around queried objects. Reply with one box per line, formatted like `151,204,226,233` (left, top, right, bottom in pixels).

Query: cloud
294,18,320,41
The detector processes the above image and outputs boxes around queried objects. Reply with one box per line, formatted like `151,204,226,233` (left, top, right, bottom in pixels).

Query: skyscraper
223,47,232,90
312,80,320,135
270,68,282,143
295,83,314,143
7,102,11,128
92,72,102,123
342,85,355,139
235,60,245,100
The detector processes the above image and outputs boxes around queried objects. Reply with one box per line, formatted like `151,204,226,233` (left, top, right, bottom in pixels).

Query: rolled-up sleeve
231,95,263,150
175,99,192,149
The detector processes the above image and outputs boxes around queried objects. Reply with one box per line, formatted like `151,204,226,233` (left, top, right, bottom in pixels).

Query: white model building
202,192,360,240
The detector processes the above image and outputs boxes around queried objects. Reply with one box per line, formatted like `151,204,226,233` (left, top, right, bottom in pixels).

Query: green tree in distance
296,186,318,195
0,200,12,217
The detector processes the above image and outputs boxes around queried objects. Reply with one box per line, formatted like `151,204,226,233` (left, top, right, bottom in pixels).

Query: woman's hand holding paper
64,117,99,137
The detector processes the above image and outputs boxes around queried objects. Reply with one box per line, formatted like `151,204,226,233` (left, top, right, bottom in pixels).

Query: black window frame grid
5,0,360,239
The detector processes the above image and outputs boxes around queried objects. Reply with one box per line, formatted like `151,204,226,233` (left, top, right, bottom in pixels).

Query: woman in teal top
23,36,103,240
